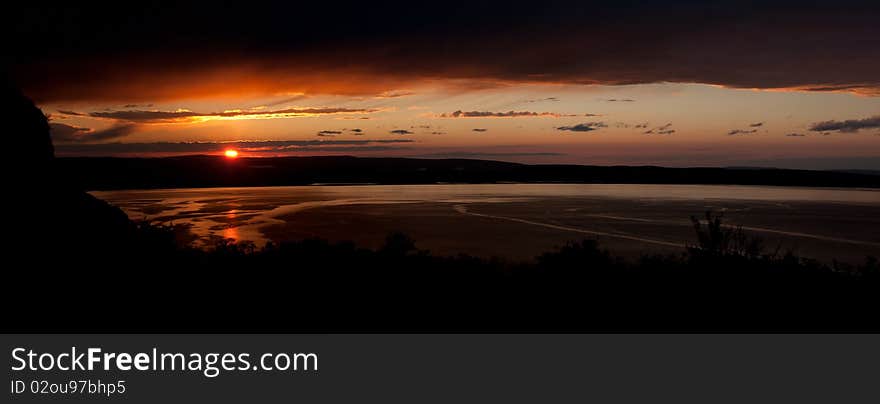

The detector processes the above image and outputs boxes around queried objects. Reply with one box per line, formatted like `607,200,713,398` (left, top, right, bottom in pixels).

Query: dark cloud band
441,110,581,118
12,1,880,102
77,107,377,122
50,122,139,142
557,122,607,132
809,115,880,133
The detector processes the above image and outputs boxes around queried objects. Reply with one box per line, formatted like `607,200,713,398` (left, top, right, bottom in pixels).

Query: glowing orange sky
43,80,880,169
13,1,878,169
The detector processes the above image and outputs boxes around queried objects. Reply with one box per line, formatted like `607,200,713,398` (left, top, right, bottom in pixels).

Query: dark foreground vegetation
5,85,878,332
9,209,879,332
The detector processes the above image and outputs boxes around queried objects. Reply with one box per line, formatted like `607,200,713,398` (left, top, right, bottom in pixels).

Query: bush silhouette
689,211,764,258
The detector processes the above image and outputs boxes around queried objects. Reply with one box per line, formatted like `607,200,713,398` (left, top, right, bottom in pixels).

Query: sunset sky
11,1,880,169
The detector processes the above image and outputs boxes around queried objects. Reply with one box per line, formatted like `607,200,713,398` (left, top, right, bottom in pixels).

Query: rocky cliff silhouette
5,85,135,266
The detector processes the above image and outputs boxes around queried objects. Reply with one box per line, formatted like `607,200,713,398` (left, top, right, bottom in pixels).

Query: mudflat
93,184,880,264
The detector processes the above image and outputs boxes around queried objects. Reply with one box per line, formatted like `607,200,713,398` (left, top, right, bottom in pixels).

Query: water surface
93,184,880,262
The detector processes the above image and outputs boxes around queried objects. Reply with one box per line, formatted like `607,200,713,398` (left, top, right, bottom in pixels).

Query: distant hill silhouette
832,169,880,176
56,155,880,190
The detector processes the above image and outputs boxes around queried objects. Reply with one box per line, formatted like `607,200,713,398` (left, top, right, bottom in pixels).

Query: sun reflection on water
222,209,239,240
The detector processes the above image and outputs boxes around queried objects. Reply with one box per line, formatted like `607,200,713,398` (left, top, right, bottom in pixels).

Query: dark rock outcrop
5,85,134,265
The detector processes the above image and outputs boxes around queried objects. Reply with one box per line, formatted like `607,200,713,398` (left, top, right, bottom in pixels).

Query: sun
224,149,239,158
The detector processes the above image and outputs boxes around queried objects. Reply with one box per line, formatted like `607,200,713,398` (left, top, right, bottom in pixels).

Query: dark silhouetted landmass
56,155,880,190
5,84,141,270
6,216,879,333
832,169,880,176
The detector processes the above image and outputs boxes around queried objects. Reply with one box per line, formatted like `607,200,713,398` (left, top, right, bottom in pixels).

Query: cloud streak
644,123,674,135
440,110,583,118
49,122,91,141
808,115,880,133
727,129,758,136
49,122,139,142
556,122,607,132
66,107,378,123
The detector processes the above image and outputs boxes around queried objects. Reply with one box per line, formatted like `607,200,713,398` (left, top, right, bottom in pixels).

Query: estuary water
92,184,880,262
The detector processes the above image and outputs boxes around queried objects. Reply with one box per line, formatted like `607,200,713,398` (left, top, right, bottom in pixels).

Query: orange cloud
60,106,379,123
